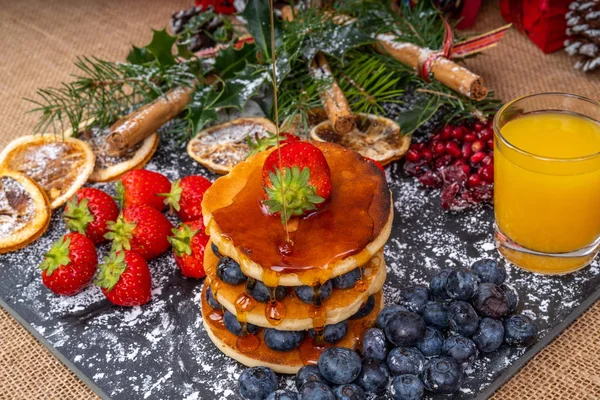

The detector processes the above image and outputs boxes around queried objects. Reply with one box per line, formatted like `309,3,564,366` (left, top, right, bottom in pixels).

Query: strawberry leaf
64,196,94,235
168,224,199,257
39,236,71,276
95,251,127,291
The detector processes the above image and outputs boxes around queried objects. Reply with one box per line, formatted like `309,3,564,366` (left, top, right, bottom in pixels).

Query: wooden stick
375,33,488,101
310,54,355,135
105,86,194,156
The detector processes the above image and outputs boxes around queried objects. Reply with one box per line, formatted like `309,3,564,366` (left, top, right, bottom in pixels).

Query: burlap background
0,1,599,399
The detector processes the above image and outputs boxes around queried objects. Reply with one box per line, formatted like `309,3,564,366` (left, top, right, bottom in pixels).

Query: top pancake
202,141,393,287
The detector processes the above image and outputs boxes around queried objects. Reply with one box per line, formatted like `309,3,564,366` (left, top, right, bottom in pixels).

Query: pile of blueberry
237,259,539,399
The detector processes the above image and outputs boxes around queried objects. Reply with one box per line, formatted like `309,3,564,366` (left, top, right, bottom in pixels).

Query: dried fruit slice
0,170,51,253
0,135,95,209
187,117,277,175
282,108,329,136
310,113,411,165
64,119,159,182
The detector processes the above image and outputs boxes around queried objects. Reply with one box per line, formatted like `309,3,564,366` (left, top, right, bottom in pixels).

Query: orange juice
494,111,600,274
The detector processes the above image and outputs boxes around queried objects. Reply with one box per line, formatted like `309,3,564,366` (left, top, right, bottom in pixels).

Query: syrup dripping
308,305,327,329
262,269,280,288
236,334,260,354
206,309,226,330
235,294,257,324
265,300,286,326
355,268,368,293
312,284,323,307
313,327,325,345
245,278,257,295
298,336,330,366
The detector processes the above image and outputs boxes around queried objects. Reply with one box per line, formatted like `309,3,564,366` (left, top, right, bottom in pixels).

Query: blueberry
351,295,375,319
447,301,479,336
332,384,365,400
390,374,424,400
416,327,444,357
422,357,463,394
361,328,387,361
430,269,452,299
309,321,348,344
504,314,538,346
442,335,478,364
386,347,425,376
473,317,504,353
355,358,390,394
249,280,288,303
223,310,260,336
445,269,478,300
205,285,220,309
296,365,323,390
332,268,362,289
264,329,305,352
211,242,222,258
500,284,519,312
471,258,505,285
217,257,247,285
318,347,362,385
385,311,426,347
377,304,408,329
266,390,298,400
422,302,448,329
238,366,278,400
472,283,509,319
295,281,333,304
400,286,430,314
299,381,334,400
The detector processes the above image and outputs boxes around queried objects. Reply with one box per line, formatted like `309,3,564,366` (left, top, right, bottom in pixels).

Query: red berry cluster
404,120,494,211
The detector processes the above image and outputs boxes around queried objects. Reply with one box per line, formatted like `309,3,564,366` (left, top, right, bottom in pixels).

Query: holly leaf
177,43,195,60
301,23,373,62
240,0,274,59
186,86,220,136
213,42,258,79
126,45,155,65
212,65,269,110
394,94,441,135
145,29,177,67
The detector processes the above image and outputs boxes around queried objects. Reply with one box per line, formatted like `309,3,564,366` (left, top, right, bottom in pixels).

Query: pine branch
26,56,200,135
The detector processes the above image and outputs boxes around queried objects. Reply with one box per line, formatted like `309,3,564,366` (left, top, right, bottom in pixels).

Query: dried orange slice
0,170,51,253
282,108,329,136
310,113,411,165
187,117,276,174
64,119,159,182
0,135,95,209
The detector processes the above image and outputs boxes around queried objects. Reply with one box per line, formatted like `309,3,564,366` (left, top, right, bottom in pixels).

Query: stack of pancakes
200,142,393,374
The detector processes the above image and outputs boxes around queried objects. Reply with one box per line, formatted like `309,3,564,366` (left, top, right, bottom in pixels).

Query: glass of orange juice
494,93,600,275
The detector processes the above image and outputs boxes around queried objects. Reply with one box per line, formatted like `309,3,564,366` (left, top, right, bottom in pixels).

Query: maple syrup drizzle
206,309,226,330
236,334,260,354
235,293,257,324
355,267,368,293
265,300,286,326
308,305,327,329
298,336,330,366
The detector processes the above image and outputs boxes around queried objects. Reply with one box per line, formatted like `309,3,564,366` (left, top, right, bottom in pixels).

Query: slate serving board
1,133,599,400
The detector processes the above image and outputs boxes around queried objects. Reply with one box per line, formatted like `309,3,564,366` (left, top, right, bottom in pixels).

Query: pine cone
564,0,600,72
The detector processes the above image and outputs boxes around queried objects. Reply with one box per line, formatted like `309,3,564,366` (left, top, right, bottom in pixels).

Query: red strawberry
63,188,120,244
116,169,171,211
247,132,300,157
95,250,151,306
262,141,332,223
168,219,209,278
364,157,385,175
162,175,212,222
105,205,173,260
39,232,98,296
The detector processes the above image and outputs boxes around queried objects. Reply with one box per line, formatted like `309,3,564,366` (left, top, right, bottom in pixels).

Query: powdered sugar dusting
0,126,599,399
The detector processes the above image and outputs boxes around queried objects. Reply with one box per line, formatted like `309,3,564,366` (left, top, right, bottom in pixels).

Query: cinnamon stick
105,86,194,156
375,33,488,101
310,52,355,135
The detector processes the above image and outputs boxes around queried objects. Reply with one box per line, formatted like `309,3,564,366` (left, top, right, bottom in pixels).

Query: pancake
202,141,393,287
206,246,386,330
202,286,383,374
